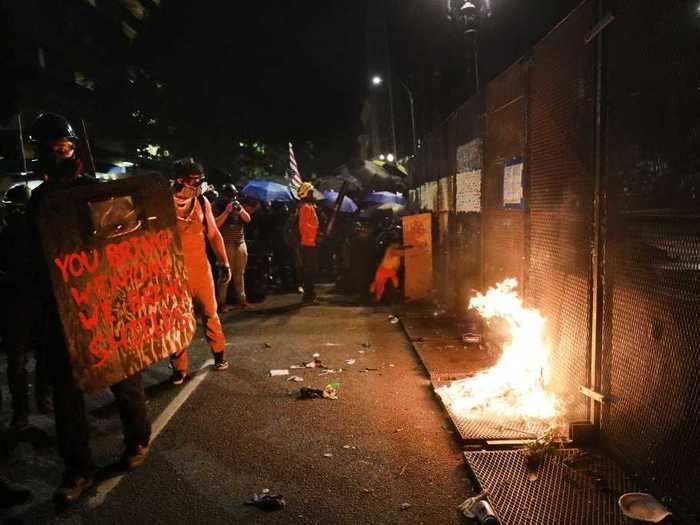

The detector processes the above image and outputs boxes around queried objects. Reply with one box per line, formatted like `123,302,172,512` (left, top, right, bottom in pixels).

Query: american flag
288,142,303,191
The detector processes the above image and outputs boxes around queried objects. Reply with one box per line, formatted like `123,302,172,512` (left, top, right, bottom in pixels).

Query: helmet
297,182,314,199
31,113,80,144
220,183,238,197
171,157,205,181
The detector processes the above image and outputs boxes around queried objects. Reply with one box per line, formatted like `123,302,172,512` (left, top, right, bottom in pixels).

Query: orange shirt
298,203,319,247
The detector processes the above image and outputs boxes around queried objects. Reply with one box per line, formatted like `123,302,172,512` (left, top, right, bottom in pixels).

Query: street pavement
2,290,472,524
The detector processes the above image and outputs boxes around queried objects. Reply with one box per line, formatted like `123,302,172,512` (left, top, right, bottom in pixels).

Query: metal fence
408,0,700,516
601,0,700,515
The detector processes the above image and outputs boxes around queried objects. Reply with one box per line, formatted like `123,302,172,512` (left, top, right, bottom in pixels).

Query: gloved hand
217,264,232,284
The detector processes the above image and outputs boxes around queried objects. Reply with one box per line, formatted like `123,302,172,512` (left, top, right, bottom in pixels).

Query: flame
437,278,559,422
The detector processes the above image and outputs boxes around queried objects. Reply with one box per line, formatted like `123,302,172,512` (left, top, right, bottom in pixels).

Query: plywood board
402,213,433,301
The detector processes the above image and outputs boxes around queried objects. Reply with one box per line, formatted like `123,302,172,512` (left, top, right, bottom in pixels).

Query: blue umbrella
241,180,294,202
364,191,406,205
322,190,358,213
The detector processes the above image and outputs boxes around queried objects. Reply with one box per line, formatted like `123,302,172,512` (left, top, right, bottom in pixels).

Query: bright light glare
386,153,395,162
371,75,383,86
379,154,386,160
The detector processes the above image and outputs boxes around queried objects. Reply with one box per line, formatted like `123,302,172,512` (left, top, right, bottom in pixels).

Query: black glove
217,264,232,284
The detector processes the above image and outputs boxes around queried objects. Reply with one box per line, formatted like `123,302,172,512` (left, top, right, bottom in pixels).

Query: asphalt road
2,291,471,524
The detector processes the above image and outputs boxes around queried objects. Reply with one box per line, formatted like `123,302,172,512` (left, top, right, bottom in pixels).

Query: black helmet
220,183,238,197
171,157,205,180
31,113,80,144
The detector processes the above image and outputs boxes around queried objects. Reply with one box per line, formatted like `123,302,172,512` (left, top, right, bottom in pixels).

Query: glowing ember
437,278,559,422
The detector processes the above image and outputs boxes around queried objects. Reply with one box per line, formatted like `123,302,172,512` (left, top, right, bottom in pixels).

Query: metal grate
465,449,643,525
444,403,551,442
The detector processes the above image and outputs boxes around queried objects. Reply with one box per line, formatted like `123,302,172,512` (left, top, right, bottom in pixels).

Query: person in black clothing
0,184,52,431
23,113,151,506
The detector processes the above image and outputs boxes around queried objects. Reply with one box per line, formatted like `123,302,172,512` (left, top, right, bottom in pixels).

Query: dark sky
136,1,368,161
134,0,582,167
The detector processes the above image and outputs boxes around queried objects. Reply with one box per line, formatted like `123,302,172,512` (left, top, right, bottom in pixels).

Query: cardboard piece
36,174,196,392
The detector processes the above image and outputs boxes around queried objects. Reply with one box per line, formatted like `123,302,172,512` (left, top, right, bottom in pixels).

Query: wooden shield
402,213,433,302
36,174,196,392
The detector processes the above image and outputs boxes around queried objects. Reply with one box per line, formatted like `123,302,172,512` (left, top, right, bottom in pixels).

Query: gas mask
39,142,83,181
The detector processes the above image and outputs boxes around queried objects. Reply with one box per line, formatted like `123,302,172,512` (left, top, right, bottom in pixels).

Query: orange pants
370,266,399,303
170,253,226,373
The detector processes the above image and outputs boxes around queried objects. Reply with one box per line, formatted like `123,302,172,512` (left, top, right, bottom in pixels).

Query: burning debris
437,279,559,425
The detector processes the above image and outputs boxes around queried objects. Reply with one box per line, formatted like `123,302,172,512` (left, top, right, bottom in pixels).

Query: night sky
133,0,582,168
136,1,368,163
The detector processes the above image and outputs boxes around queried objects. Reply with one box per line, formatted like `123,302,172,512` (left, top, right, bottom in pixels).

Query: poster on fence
456,170,481,212
402,213,433,302
503,158,524,208
37,175,196,392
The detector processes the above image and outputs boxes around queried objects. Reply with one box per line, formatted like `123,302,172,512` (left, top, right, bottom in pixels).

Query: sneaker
123,444,149,470
53,476,93,505
170,370,187,385
213,353,229,371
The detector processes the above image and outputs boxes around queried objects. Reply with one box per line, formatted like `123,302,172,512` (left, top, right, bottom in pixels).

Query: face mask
41,152,83,181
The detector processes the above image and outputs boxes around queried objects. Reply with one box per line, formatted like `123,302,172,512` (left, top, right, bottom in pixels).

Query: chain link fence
409,0,700,516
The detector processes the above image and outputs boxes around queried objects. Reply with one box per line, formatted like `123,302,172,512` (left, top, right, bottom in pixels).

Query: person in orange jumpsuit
170,159,231,384
370,231,411,303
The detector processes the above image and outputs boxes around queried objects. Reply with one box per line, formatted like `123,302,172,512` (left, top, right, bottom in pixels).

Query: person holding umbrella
296,182,319,304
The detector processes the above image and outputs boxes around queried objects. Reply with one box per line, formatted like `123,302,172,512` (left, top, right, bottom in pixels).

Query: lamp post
371,74,417,156
448,0,488,94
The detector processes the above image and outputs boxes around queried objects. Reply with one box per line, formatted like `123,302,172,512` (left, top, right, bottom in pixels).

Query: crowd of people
0,113,408,510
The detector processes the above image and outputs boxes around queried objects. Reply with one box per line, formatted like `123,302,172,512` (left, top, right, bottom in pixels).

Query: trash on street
269,369,289,376
245,492,286,511
345,359,356,365
298,384,339,400
287,375,304,382
400,502,411,511
388,315,400,324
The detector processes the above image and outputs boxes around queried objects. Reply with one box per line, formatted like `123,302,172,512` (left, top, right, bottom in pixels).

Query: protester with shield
23,113,151,505
169,159,231,384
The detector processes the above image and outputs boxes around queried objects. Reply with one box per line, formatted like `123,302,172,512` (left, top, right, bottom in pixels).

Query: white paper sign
503,161,524,207
456,170,481,212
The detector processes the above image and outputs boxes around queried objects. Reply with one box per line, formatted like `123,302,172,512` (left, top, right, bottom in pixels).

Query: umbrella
321,190,358,213
352,161,405,192
241,180,294,202
364,191,407,206
316,174,362,193
358,202,408,219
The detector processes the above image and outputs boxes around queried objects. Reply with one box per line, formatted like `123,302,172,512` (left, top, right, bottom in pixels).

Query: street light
370,74,417,157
